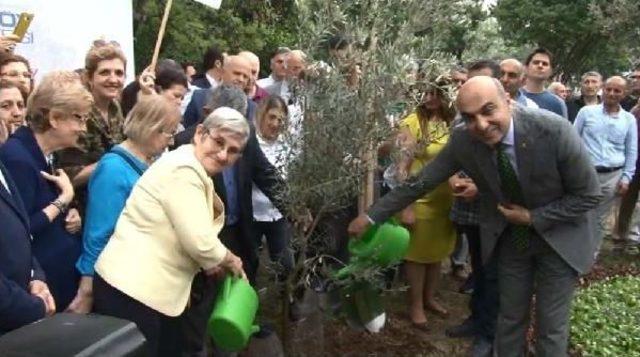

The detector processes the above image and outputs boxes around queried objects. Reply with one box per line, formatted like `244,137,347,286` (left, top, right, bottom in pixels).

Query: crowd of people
0,31,639,357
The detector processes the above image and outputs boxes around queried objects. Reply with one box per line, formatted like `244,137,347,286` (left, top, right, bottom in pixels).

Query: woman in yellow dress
397,79,456,328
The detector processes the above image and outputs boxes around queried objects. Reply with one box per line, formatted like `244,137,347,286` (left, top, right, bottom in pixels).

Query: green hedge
571,276,640,356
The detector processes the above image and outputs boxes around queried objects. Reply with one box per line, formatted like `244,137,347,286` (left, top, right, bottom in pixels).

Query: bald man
499,59,538,109
574,76,638,249
183,55,254,127
349,76,602,356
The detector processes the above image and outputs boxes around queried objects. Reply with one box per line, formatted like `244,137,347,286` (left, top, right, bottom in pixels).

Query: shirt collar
206,73,219,88
501,117,515,147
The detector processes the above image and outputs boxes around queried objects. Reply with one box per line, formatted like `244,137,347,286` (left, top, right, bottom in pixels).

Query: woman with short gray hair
93,107,249,355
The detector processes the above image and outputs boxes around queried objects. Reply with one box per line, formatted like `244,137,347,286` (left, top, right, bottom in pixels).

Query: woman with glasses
55,40,127,212
68,96,181,314
0,54,33,96
93,107,248,355
0,71,93,311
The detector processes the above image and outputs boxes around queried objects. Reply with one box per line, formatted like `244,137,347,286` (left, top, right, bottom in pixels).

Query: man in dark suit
173,84,285,356
0,161,55,334
349,76,602,356
190,44,225,90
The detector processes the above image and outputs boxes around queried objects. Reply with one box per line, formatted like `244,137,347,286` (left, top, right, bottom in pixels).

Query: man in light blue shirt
574,76,637,245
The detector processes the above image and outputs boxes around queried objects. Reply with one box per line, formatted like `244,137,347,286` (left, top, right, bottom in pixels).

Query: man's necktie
496,143,529,251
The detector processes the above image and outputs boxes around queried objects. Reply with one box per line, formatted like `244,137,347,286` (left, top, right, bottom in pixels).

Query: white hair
202,107,250,145
238,51,259,67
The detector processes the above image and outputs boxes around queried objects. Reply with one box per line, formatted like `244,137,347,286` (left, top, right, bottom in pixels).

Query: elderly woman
56,41,127,210
0,82,26,143
93,107,248,355
0,71,93,310
67,96,181,314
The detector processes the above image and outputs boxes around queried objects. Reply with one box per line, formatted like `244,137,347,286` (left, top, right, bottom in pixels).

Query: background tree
492,0,637,81
132,0,299,75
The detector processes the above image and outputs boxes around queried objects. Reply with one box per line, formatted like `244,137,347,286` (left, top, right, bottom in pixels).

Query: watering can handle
223,275,233,300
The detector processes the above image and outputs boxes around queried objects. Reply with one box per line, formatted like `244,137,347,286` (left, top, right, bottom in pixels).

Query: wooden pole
150,0,173,70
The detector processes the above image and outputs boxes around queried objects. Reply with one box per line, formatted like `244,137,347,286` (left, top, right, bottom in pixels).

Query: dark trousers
253,218,294,279
457,224,498,341
93,274,179,357
177,224,241,356
618,172,640,237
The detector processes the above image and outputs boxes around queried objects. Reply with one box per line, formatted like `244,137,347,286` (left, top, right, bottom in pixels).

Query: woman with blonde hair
0,71,93,310
67,96,181,314
396,77,456,329
93,107,249,355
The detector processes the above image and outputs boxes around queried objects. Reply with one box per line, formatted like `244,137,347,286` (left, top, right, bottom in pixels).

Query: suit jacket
95,145,228,316
172,122,285,283
191,75,212,90
368,106,603,274
0,161,46,333
0,127,80,309
183,89,257,128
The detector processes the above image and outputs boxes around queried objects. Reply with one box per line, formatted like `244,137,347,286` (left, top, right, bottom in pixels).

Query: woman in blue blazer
0,71,93,310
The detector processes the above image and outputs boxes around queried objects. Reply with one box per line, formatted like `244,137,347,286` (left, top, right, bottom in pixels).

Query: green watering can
335,219,410,279
207,275,259,352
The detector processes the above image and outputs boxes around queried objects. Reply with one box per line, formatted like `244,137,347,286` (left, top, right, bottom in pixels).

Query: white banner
0,0,135,82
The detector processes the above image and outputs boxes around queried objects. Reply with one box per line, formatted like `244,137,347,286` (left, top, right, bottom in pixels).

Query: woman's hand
66,276,93,314
41,169,74,204
30,280,56,316
219,250,247,280
65,208,82,234
0,34,19,53
138,65,157,96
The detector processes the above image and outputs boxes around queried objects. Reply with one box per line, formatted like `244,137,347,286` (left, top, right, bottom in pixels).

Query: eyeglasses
1,71,32,79
160,127,179,138
71,113,89,124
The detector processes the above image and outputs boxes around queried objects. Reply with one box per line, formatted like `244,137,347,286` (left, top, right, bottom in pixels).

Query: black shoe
254,322,275,338
445,317,476,338
471,336,493,357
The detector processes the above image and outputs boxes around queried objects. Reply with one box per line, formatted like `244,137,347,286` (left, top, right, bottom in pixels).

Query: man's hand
617,181,629,196
29,280,56,316
497,203,532,226
399,206,415,227
348,213,373,238
449,175,478,202
65,208,82,234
